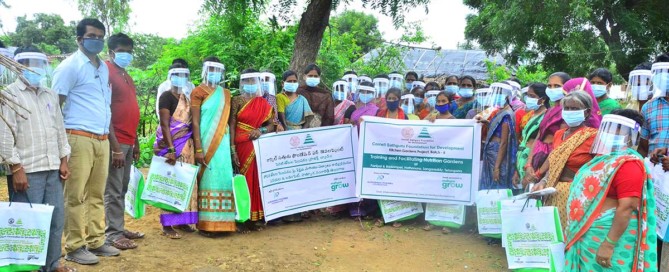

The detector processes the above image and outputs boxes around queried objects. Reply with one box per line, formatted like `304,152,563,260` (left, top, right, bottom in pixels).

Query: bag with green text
378,200,423,223
476,189,512,238
425,203,465,229
140,156,198,212
232,174,250,223
501,206,564,271
0,201,54,272
124,166,146,219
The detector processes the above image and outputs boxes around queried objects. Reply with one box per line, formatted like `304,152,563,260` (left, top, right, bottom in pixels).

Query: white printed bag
649,158,669,240
378,200,423,223
0,201,54,271
476,189,512,238
140,156,198,212
499,199,541,247
501,206,563,271
425,203,465,228
124,166,146,219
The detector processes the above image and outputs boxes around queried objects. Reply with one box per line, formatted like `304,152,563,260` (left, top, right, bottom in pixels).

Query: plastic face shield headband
400,94,415,114
590,114,640,155
651,63,669,98
627,70,652,101
261,72,276,95
373,78,389,97
202,61,224,83
332,81,348,101
342,74,359,93
388,73,404,89
240,72,263,97
14,52,49,70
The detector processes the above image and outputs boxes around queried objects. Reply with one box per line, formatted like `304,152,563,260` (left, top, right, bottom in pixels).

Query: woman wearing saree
351,82,379,127
190,58,236,236
453,76,477,119
155,66,198,239
333,80,356,125
277,70,314,130
512,83,548,187
564,110,656,271
231,69,275,230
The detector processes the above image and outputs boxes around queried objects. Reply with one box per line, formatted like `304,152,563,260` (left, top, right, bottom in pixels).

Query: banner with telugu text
253,125,359,221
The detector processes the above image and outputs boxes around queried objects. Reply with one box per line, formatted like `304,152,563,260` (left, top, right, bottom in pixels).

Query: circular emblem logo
401,127,414,139
8,218,14,224
289,136,300,147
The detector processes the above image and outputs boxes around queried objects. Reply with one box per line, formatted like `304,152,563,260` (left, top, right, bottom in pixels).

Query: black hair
460,75,477,87
634,62,652,71
242,68,258,74
374,74,389,79
507,77,521,85
76,18,105,37
172,58,188,68
588,68,613,84
14,45,41,55
411,86,425,96
344,70,357,76
655,53,669,63
107,33,134,51
168,64,182,70
203,56,220,63
360,81,374,87
436,91,450,103
282,70,297,81
304,63,321,76
0,40,5,48
528,82,550,108
445,75,459,82
405,71,418,80
386,87,402,99
549,72,571,84
611,109,644,128
425,81,441,90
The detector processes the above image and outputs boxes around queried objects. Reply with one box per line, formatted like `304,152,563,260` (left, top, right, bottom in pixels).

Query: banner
356,117,481,205
0,202,54,271
425,203,466,228
140,156,198,212
379,200,423,223
501,206,563,270
649,158,669,240
253,125,359,221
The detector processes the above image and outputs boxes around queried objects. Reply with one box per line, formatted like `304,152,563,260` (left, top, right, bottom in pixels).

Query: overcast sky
1,0,472,49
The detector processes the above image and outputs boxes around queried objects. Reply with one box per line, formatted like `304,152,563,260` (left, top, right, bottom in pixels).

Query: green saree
516,111,545,182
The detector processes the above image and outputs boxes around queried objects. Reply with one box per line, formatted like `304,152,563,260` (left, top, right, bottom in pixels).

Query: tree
329,10,383,58
463,0,669,79
202,0,431,79
130,33,169,70
77,0,132,36
8,13,78,54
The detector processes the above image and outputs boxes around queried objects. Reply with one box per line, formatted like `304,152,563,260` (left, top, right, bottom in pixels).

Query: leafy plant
134,135,155,168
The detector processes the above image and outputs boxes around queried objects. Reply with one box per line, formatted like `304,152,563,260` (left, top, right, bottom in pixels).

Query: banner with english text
356,117,481,205
253,125,359,221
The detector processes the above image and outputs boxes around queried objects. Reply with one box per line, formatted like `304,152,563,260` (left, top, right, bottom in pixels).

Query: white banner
379,200,423,223
253,125,359,221
356,117,481,205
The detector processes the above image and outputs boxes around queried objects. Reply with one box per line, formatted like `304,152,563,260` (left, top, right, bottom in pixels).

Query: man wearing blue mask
1,46,75,272
104,33,144,251
52,18,121,265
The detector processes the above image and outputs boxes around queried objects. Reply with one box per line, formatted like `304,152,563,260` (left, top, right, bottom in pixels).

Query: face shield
357,85,377,104
425,90,441,109
240,72,263,98
15,52,50,87
400,94,415,114
373,78,390,98
342,74,359,95
332,80,348,101
506,81,521,99
359,75,372,83
0,48,14,84
389,73,404,90
201,61,224,86
168,68,190,93
474,88,491,113
652,62,669,98
412,81,426,90
626,70,652,101
590,114,641,155
487,83,512,109
261,72,276,96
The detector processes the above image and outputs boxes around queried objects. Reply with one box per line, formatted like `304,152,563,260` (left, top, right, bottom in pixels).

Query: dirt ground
1,174,508,272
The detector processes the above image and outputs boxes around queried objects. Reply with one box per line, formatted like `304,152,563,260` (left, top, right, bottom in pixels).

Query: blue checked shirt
641,97,669,153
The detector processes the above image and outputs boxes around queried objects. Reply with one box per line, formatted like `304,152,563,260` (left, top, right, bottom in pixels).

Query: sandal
161,227,181,239
174,225,196,233
392,222,402,228
441,227,451,234
423,224,434,231
198,230,225,238
362,215,375,221
374,219,384,228
55,266,78,272
123,230,145,240
111,237,137,250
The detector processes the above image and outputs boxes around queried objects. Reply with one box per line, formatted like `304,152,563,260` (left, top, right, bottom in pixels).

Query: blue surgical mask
524,97,540,110
402,104,410,114
592,84,607,97
333,91,347,101
546,87,565,102
23,68,46,86
445,85,459,95
493,95,507,107
113,52,133,68
284,82,298,93
562,109,586,127
390,81,402,89
306,77,320,87
207,72,222,84
476,96,487,106
171,76,186,88
377,86,388,96
349,82,358,92
243,84,258,94
359,93,374,104
387,100,400,111
435,104,450,114
262,82,270,93
413,97,424,105
82,38,104,55
653,73,669,93
459,88,474,98
427,96,437,107
405,83,413,90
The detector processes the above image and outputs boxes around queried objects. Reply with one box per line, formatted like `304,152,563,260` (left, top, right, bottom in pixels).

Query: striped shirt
0,79,70,173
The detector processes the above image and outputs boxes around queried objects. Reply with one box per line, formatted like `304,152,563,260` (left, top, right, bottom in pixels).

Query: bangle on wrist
11,166,22,174
112,151,123,155
168,147,176,153
605,236,617,245
196,148,203,153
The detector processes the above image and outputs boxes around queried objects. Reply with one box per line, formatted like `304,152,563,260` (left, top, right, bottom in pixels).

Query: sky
0,0,472,49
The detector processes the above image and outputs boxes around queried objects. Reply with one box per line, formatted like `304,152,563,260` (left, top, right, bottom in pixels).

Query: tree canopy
8,13,77,54
77,0,132,35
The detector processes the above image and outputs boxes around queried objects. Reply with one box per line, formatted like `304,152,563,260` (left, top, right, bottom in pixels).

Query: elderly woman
531,89,600,229
564,109,656,271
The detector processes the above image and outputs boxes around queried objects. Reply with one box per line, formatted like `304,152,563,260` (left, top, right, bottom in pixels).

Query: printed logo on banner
441,178,464,189
290,136,300,147
417,127,431,139
400,127,435,144
288,134,317,150
330,181,351,191
401,127,415,139
8,217,23,226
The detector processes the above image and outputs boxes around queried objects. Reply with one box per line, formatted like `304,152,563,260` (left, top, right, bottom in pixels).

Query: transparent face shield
240,72,263,98
626,70,652,101
0,48,15,85
425,90,441,109
201,61,224,87
359,76,372,83
506,81,521,99
373,78,390,98
357,85,377,104
332,80,348,101
389,73,404,90
342,74,359,95
15,52,50,87
488,83,512,109
169,68,190,93
261,72,276,96
590,114,641,155
400,94,415,114
412,81,426,90
474,88,491,113
651,63,669,98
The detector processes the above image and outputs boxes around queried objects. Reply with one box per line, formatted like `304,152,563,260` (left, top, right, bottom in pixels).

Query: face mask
306,77,320,87
592,84,607,97
524,97,540,110
390,81,402,89
413,97,424,105
243,84,258,94
113,52,133,68
377,86,388,96
562,109,586,127
601,132,628,150
349,82,358,92
402,105,410,114
493,96,507,107
333,91,346,101
435,104,450,114
207,72,222,85
405,83,413,90
546,87,565,102
284,82,298,93
262,82,270,94
387,100,400,111
82,38,104,55
359,93,374,104
653,73,669,92
476,96,487,105
23,68,46,86
427,97,437,107
171,76,186,88
445,85,459,95
458,88,474,98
